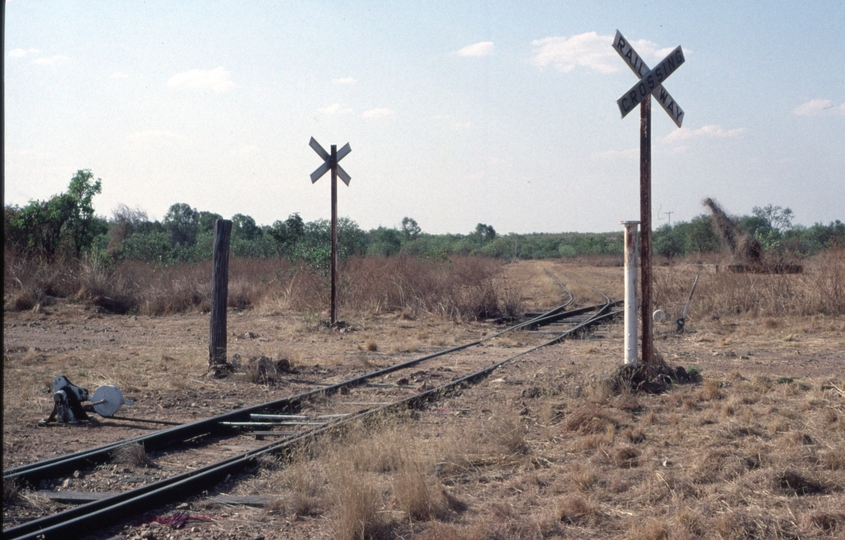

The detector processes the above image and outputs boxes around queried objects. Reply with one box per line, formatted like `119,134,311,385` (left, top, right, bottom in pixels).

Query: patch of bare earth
3,259,844,539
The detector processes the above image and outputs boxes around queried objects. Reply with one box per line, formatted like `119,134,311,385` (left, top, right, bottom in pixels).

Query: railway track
3,279,620,540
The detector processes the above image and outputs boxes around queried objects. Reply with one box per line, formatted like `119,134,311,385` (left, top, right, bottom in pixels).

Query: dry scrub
232,356,845,539
4,251,518,322
653,247,845,318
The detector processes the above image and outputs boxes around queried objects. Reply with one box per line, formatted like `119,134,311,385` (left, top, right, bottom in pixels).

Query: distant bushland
6,172,845,318
6,172,842,265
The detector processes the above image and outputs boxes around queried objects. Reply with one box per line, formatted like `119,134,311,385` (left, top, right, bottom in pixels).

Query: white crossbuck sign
310,137,352,185
613,30,685,127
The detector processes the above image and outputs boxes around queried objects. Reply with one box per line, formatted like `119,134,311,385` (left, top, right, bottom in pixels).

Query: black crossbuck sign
613,30,685,127
310,137,352,185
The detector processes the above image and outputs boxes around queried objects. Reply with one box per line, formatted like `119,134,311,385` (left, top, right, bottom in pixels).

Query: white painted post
622,221,640,366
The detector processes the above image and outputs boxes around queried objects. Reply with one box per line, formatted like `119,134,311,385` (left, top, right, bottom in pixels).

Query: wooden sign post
613,30,686,364
209,219,232,367
309,137,352,326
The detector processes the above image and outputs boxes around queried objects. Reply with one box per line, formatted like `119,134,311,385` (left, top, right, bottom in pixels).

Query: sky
4,0,844,235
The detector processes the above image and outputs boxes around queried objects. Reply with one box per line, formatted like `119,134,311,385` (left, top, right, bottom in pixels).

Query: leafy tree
231,232,276,258
269,213,306,259
558,244,577,258
198,211,223,233
401,217,421,241
753,205,793,233
747,204,793,251
474,223,497,244
808,220,845,250
368,227,402,256
163,203,200,247
653,223,684,258
684,215,722,254
65,170,106,255
479,235,519,259
232,213,261,241
108,203,149,253
117,231,174,262
4,205,25,249
337,217,367,258
288,217,367,272
8,169,104,257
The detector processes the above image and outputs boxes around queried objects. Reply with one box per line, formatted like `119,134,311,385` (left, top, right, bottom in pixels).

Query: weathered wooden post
309,137,352,326
640,97,653,365
330,144,339,325
209,219,232,367
612,30,686,364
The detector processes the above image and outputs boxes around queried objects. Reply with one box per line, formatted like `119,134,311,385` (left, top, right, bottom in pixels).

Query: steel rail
544,268,574,307
4,299,602,486
3,304,619,540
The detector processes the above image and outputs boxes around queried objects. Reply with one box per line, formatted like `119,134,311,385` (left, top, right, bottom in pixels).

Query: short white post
622,221,640,365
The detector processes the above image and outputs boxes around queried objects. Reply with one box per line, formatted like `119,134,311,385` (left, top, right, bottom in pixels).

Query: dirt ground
3,260,844,539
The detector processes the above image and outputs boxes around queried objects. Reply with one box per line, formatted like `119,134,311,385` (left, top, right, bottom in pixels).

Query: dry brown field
3,256,845,540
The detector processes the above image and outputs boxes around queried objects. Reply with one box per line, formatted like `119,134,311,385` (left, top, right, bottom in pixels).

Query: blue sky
5,1,844,234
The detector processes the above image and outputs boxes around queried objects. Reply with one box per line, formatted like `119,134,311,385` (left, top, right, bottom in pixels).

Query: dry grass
3,252,524,322
111,442,155,468
242,355,293,385
3,478,20,505
329,463,384,540
555,494,601,526
393,455,438,521
652,247,845,319
8,248,843,322
5,253,845,539
240,360,845,539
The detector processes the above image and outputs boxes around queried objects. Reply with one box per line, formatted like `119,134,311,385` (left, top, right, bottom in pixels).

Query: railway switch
39,375,133,426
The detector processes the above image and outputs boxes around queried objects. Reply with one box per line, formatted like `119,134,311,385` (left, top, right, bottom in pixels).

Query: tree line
5,171,844,268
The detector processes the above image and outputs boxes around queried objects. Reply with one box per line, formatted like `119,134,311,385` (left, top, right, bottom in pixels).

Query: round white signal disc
92,385,124,417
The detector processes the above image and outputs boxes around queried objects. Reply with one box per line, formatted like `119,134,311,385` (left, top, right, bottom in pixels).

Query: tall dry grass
653,247,845,319
3,251,515,321
6,247,844,320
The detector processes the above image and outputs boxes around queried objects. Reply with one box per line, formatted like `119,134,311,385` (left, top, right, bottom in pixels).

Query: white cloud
455,41,494,57
792,98,844,116
663,124,746,143
168,66,236,92
319,103,354,115
530,32,618,73
112,71,130,79
31,55,70,65
622,39,679,62
362,108,394,119
9,48,40,58
127,130,186,144
333,77,357,84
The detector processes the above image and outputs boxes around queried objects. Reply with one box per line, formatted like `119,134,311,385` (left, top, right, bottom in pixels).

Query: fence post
209,219,232,366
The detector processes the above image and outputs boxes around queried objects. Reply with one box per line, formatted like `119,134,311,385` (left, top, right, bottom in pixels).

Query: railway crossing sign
613,30,685,127
611,30,687,366
309,137,353,326
310,137,351,185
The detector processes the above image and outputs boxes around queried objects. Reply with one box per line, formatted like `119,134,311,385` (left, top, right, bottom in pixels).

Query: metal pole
640,97,653,364
330,144,338,326
622,221,640,366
